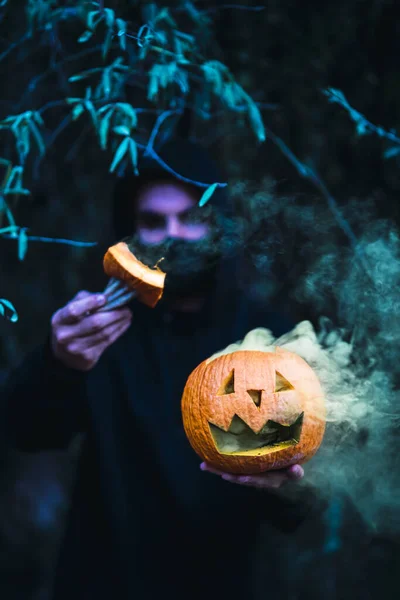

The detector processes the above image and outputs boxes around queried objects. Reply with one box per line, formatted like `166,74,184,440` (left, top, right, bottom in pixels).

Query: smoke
208,181,400,535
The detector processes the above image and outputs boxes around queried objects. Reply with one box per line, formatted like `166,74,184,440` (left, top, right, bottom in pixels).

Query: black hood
112,138,231,241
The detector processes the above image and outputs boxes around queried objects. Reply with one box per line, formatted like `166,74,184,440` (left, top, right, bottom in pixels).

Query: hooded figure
1,138,368,600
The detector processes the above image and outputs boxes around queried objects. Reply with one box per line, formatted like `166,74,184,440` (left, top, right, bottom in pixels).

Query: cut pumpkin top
103,241,166,308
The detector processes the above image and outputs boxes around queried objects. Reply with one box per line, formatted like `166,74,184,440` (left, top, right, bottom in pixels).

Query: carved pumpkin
103,241,166,308
181,348,326,474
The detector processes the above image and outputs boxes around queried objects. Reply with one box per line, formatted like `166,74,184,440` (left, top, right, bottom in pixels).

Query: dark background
0,1,399,598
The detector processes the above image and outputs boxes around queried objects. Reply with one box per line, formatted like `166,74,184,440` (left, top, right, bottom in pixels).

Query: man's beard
128,236,222,299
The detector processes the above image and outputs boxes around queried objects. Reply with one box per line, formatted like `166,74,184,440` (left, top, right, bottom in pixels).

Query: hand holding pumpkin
200,462,304,489
51,290,132,371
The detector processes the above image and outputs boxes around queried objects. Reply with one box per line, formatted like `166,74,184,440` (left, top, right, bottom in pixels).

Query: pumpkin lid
103,241,166,308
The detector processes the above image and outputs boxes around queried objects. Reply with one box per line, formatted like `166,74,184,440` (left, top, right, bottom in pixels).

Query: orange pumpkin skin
103,241,166,308
181,349,326,474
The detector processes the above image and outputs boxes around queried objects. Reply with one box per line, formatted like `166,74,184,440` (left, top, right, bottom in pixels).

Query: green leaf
104,8,115,28
137,24,152,48
102,29,113,59
199,182,218,207
78,30,93,43
102,69,111,97
33,112,44,126
4,166,21,193
83,100,98,129
175,30,195,43
69,69,99,82
5,187,30,196
98,104,113,115
18,228,28,261
116,18,126,50
109,137,129,173
113,126,130,136
17,125,30,160
87,10,99,30
248,101,266,142
129,138,138,174
116,104,137,128
147,68,159,102
0,298,18,323
72,104,84,121
99,108,114,149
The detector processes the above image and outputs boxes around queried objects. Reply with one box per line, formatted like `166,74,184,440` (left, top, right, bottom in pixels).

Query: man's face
131,181,219,298
135,181,210,245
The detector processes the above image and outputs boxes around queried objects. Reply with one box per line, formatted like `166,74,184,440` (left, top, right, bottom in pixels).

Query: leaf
5,187,30,196
102,68,111,98
137,24,153,48
116,103,137,128
18,227,28,261
17,125,30,160
129,138,138,174
104,8,115,28
87,10,99,30
4,166,21,193
72,104,84,121
116,18,127,50
248,101,266,142
175,30,195,43
99,108,114,149
78,30,93,43
69,69,99,82
0,298,18,323
33,112,44,126
384,146,400,159
102,29,113,59
98,104,113,115
113,126,130,136
148,67,160,102
109,137,129,173
83,100,98,129
199,182,218,207
175,69,189,94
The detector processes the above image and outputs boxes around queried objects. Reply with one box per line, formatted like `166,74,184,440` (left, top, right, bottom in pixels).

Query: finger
200,462,304,489
64,317,132,361
53,293,107,326
73,290,92,301
84,315,132,353
221,473,288,489
85,314,132,349
286,464,304,480
56,308,132,344
200,463,226,476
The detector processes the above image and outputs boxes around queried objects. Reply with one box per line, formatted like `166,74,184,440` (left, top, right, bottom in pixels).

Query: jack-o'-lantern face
181,348,326,474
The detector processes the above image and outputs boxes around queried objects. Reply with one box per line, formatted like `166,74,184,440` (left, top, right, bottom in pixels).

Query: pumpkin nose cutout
247,389,262,407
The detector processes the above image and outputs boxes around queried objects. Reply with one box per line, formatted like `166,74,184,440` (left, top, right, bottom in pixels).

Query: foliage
0,0,268,321
324,87,400,159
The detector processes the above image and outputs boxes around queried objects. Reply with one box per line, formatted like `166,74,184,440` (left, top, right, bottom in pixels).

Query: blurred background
0,1,399,598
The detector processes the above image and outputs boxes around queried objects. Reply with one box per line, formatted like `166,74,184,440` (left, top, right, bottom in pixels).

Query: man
2,139,322,599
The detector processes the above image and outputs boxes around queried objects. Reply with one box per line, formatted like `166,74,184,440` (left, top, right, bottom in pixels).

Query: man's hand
51,290,132,371
200,462,304,490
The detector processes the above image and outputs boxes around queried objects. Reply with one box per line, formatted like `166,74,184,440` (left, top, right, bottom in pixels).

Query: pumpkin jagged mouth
209,412,304,456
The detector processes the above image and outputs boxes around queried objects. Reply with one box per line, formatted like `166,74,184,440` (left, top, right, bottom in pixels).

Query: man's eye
138,214,165,229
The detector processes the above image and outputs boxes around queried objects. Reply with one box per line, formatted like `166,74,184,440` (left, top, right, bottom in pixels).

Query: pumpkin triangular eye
275,371,294,392
217,370,235,395
247,390,262,407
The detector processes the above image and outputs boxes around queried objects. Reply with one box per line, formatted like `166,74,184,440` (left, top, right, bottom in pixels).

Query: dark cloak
1,140,371,599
